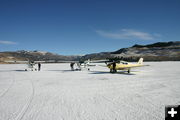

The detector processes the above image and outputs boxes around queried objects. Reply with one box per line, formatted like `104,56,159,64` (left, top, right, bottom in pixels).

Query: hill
0,50,81,63
0,41,180,63
82,41,180,61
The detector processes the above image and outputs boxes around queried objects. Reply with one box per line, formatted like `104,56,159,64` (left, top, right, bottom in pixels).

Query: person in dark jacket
70,62,75,71
38,63,41,71
112,62,117,73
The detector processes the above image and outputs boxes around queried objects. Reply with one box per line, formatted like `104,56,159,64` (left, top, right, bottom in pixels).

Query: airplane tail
87,59,90,65
138,58,143,65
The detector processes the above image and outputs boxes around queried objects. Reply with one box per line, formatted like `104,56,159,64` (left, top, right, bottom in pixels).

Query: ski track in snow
0,72,15,98
12,74,35,120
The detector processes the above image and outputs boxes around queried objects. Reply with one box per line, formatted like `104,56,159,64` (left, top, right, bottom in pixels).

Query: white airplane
57,59,96,71
5,60,45,71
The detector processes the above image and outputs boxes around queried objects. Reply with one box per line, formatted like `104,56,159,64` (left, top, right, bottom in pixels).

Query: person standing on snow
38,63,41,71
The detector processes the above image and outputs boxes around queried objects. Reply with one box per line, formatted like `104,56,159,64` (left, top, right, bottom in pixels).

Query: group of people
33,62,117,72
30,62,91,71
29,62,81,71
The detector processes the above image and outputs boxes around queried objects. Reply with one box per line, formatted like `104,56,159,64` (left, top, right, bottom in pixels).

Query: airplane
105,58,148,73
5,60,46,71
57,59,96,71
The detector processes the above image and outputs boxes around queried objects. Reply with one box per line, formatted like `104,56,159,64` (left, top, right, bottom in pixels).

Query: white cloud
96,29,160,40
0,40,17,45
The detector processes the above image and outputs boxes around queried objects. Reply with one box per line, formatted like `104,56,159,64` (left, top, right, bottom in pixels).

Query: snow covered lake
0,62,180,120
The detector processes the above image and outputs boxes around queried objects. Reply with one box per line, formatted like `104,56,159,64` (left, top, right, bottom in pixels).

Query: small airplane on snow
89,57,148,73
104,58,148,73
109,58,144,73
56,59,96,71
5,60,46,71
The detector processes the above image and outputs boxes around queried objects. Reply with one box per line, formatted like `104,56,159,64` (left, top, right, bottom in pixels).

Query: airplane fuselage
107,63,143,70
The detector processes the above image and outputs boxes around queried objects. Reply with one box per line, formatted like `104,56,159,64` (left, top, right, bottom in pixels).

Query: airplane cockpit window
121,62,128,65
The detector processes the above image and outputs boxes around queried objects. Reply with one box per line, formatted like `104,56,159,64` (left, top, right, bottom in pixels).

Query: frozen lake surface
0,62,180,120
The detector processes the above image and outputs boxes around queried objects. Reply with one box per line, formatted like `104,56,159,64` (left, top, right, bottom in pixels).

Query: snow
0,62,180,120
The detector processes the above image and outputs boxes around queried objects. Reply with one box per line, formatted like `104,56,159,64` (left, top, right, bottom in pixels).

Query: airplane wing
89,60,109,63
98,64,108,67
34,61,46,63
119,64,149,69
56,60,79,63
5,60,29,63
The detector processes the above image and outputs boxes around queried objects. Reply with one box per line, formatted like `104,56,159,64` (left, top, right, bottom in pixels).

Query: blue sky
0,0,180,55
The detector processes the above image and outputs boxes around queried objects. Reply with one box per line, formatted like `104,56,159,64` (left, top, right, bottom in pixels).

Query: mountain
0,50,81,63
82,41,180,61
0,41,180,63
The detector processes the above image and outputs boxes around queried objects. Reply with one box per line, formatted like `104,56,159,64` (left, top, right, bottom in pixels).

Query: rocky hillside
82,41,180,61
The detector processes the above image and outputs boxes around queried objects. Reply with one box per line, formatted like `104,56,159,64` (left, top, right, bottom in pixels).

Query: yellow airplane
106,58,147,73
